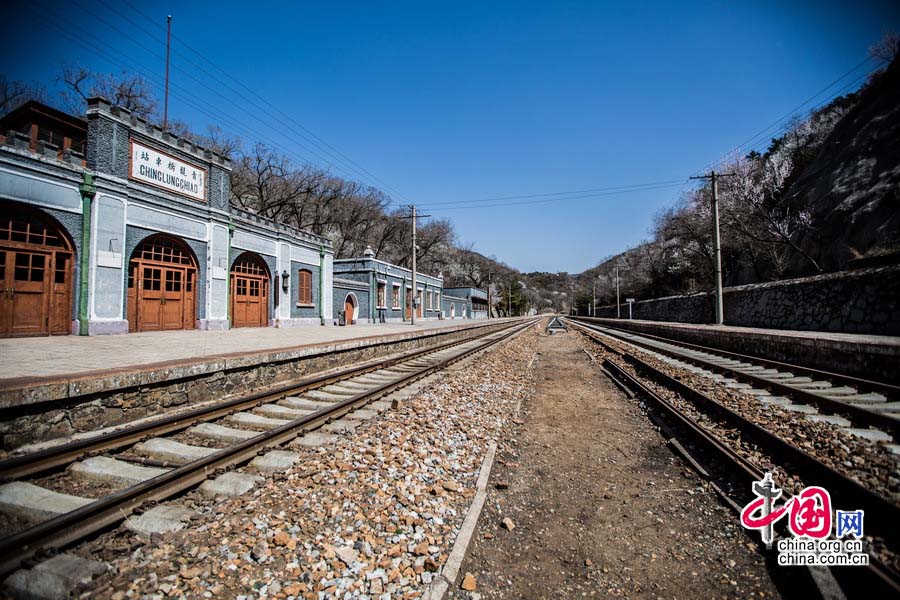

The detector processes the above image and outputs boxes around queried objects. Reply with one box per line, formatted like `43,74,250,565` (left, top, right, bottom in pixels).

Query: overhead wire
27,5,328,177
114,0,412,206
416,179,685,208
425,182,685,213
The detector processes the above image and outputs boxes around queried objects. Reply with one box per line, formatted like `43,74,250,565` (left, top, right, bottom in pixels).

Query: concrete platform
0,318,503,406
575,317,900,384
0,481,93,522
0,318,518,452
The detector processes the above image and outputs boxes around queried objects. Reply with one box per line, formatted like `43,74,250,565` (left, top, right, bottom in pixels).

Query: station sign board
129,140,207,202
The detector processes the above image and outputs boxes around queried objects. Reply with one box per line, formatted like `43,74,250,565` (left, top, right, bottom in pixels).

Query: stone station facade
0,99,334,338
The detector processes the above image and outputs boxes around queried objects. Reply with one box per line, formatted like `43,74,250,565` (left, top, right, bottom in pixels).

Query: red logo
740,473,832,545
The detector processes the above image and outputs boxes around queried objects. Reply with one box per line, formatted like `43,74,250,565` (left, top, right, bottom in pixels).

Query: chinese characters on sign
130,140,206,202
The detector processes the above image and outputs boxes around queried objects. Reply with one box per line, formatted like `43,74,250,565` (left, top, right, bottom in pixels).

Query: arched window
297,269,313,305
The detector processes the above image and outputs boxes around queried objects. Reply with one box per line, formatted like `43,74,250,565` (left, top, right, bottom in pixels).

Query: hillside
785,56,900,272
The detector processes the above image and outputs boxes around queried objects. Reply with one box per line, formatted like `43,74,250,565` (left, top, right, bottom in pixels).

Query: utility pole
615,265,620,319
614,264,630,319
163,15,172,130
400,205,430,325
690,170,734,325
592,281,596,317
507,282,511,317
487,272,492,318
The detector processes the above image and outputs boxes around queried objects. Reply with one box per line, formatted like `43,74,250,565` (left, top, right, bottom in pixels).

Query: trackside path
450,328,782,599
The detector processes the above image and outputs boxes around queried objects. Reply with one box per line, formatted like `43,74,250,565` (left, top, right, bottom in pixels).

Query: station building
442,286,489,319
332,247,443,324
0,98,334,337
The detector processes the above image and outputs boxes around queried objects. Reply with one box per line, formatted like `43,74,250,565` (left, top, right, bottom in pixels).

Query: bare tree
0,76,47,117
60,66,157,119
870,31,900,65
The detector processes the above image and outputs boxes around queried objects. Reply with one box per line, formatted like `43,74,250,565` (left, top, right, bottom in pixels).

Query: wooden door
161,268,186,329
230,253,269,328
417,290,423,318
0,205,74,337
127,236,197,332
405,288,412,320
344,297,355,324
0,249,49,335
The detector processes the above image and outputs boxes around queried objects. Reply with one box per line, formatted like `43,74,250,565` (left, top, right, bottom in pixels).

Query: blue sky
2,1,898,272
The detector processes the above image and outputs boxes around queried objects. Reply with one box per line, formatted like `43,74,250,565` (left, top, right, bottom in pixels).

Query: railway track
0,318,537,577
566,318,900,597
570,318,900,448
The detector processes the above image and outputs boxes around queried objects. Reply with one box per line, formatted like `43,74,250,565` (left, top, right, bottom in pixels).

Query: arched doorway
127,235,197,332
450,304,456,318
344,293,357,325
230,252,270,328
0,202,75,337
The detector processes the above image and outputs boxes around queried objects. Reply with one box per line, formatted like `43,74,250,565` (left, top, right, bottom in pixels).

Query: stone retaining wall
594,265,900,335
0,320,514,450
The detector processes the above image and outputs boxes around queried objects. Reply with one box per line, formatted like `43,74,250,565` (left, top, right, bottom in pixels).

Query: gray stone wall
333,285,370,323
594,265,900,335
208,166,230,211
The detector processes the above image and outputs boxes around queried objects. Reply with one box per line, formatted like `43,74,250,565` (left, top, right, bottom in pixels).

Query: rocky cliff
786,56,900,272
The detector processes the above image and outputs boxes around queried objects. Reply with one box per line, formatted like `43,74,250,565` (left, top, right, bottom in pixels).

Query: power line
44,0,411,205
29,7,325,175
425,181,685,212
672,57,879,205
115,0,412,206
417,179,684,208
693,57,877,177
33,0,412,207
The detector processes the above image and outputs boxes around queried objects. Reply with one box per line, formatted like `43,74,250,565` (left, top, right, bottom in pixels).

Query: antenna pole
164,15,172,129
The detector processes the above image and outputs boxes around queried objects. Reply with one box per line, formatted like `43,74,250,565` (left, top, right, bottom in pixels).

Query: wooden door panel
9,250,49,335
139,266,163,331
231,274,267,327
0,250,9,334
161,269,184,330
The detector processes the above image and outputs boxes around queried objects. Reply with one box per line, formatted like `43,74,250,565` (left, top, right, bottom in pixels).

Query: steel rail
0,320,518,480
570,318,900,439
0,319,537,577
571,317,900,398
570,322,899,535
599,355,900,597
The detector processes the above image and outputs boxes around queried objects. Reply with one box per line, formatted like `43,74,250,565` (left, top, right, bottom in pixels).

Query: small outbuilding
442,287,489,319
332,247,443,323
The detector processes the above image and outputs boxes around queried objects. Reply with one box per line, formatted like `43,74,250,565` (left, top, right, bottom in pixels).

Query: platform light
281,270,290,292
